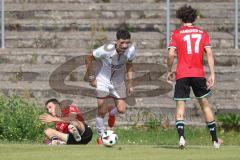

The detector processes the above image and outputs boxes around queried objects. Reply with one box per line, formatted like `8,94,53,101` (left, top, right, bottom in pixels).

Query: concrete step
5,18,236,33
5,3,166,11
0,62,167,82
6,9,235,21
5,0,235,3
0,48,240,66
5,2,235,19
5,0,169,3
5,2,236,11
0,81,239,101
5,31,165,49
211,81,240,100
0,64,239,82
213,99,240,112
0,48,167,65
5,2,235,11
0,80,172,102
5,31,235,49
5,18,165,32
6,10,164,20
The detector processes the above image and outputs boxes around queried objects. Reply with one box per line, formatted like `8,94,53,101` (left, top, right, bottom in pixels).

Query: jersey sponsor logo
111,63,124,70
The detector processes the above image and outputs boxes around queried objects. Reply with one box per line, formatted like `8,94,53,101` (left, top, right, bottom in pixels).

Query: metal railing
235,0,239,49
166,0,170,48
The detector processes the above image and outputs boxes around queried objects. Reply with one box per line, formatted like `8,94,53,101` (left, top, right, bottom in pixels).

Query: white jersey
93,43,136,84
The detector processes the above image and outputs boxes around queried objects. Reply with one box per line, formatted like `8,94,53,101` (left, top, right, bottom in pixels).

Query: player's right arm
85,45,108,87
85,54,97,87
203,32,215,89
205,47,215,89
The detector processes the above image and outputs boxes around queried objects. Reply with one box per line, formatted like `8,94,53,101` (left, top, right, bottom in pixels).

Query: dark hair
116,29,131,40
176,4,197,23
45,98,60,106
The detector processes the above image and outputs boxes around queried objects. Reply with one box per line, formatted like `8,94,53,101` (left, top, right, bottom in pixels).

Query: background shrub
0,95,45,142
217,113,240,131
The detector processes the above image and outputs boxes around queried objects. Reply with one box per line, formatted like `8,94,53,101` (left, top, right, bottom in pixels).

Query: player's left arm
126,60,134,95
126,45,136,95
205,47,215,89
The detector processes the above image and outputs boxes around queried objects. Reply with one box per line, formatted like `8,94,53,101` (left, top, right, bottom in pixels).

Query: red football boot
97,137,103,145
108,106,116,128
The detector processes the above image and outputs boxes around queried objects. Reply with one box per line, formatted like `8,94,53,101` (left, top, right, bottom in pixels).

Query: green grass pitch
0,144,239,160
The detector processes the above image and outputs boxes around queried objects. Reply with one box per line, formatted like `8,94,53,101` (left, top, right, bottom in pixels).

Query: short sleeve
203,32,211,48
92,45,106,59
127,45,136,61
68,105,84,122
168,32,177,49
68,105,80,114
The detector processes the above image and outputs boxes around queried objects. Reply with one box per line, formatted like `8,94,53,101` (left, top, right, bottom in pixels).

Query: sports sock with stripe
176,120,185,139
96,116,105,137
207,120,218,142
110,106,118,116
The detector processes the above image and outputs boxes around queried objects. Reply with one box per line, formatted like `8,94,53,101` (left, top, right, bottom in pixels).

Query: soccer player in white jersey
85,29,135,144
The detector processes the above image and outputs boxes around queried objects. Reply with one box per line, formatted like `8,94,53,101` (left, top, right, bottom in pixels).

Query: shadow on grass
154,145,216,150
153,145,180,150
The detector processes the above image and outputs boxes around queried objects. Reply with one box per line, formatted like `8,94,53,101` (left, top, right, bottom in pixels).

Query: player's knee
201,104,210,110
198,98,209,106
117,107,126,114
97,110,107,117
97,102,105,108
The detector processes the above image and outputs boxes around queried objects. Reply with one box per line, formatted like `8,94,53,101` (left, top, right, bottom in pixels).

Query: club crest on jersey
111,64,124,70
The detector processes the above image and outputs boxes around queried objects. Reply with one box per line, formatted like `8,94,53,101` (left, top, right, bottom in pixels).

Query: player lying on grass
39,98,93,145
167,4,223,149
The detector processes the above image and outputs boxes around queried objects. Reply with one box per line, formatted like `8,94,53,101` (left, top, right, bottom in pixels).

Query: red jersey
55,104,84,133
168,26,211,80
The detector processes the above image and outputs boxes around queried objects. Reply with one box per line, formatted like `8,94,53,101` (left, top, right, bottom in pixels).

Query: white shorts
96,81,127,99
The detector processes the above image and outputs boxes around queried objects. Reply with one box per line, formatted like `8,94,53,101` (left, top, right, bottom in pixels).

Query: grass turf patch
0,144,239,160
89,126,240,146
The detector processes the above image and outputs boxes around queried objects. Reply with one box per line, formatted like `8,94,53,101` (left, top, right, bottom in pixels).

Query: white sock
110,106,118,116
96,116,105,137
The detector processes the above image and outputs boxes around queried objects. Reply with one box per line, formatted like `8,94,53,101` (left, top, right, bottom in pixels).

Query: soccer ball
101,130,118,147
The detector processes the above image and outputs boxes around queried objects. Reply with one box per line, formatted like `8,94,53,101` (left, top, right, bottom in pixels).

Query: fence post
166,0,170,48
1,0,4,49
234,0,239,49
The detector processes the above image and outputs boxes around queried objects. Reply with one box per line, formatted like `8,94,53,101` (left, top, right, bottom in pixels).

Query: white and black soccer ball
101,130,118,147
